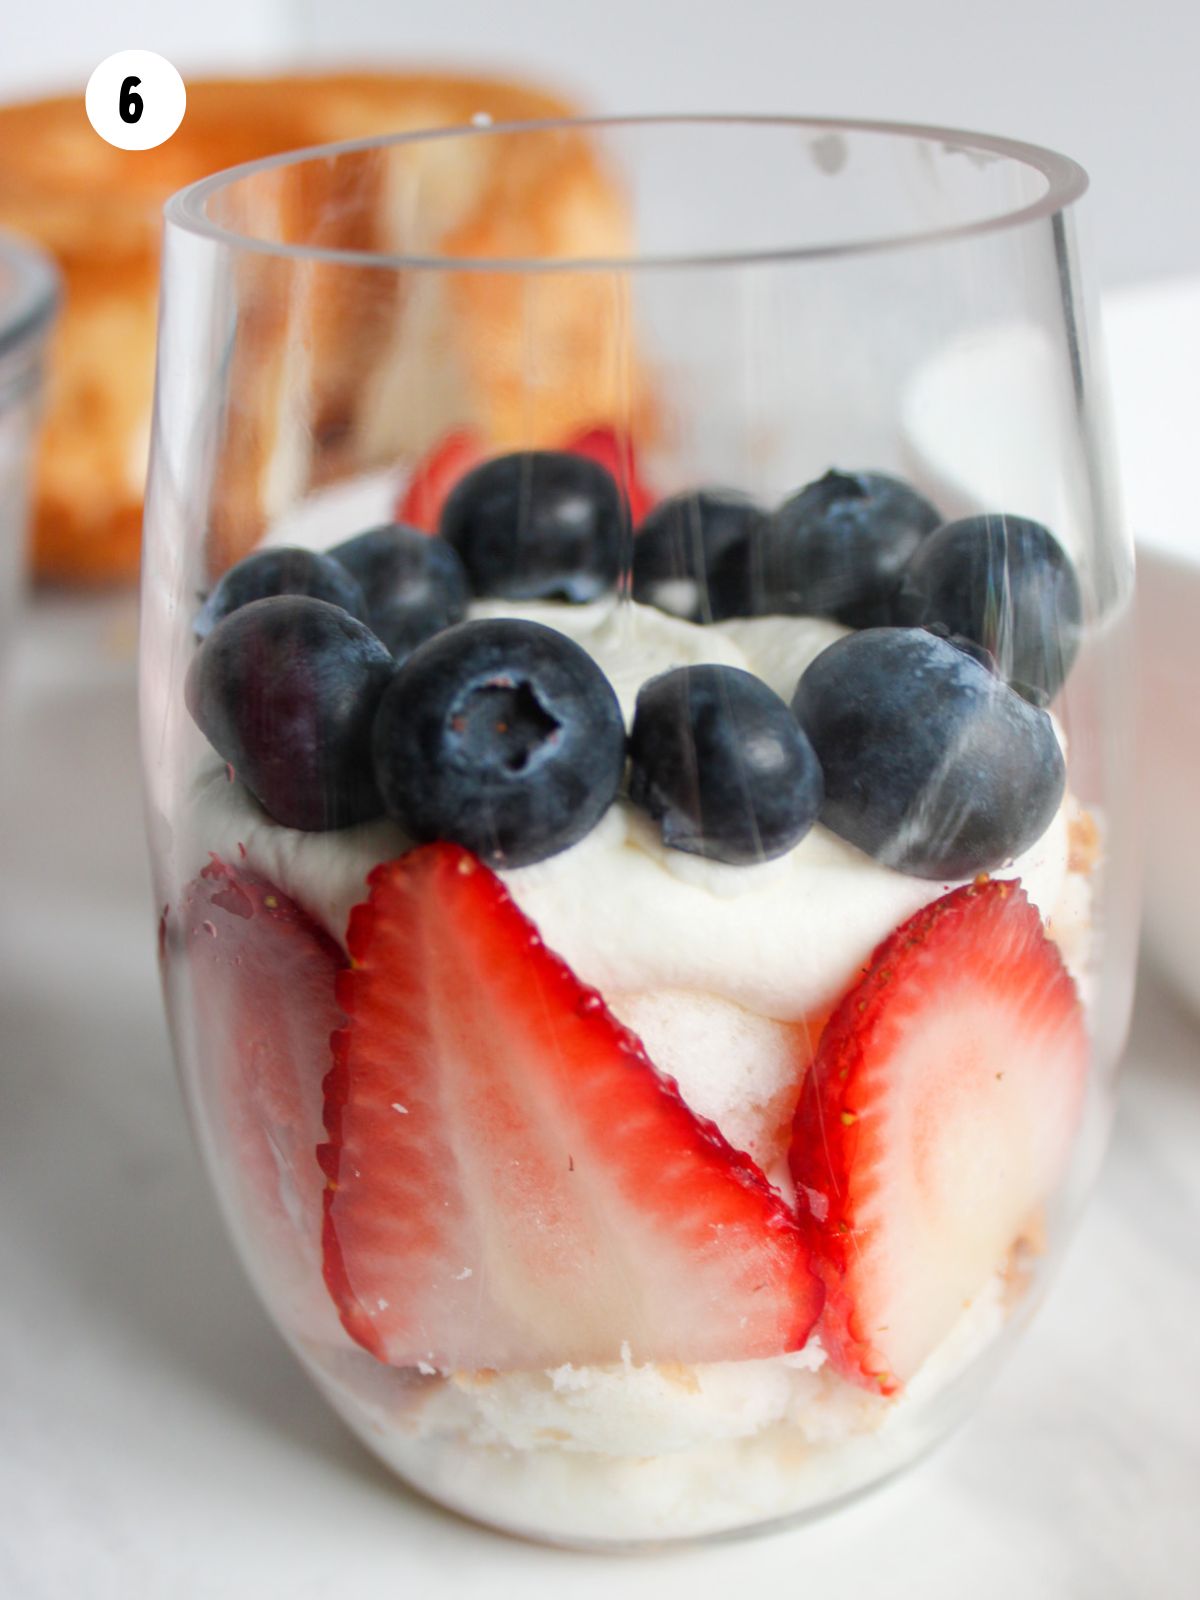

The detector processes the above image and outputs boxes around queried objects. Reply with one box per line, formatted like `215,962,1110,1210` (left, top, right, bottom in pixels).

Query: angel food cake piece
169,449,1095,1541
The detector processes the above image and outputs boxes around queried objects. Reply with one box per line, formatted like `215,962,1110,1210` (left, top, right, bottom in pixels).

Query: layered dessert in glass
142,118,1136,1546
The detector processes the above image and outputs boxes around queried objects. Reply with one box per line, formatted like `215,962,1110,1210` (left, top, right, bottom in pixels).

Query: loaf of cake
0,74,642,582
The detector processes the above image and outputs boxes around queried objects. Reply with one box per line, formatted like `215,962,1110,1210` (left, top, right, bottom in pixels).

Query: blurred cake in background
0,74,644,584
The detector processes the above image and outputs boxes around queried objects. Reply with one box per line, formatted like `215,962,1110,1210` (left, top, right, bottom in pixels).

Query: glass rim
164,112,1090,274
0,230,59,363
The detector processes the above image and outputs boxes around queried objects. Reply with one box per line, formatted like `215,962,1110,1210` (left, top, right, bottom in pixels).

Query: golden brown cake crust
0,74,639,583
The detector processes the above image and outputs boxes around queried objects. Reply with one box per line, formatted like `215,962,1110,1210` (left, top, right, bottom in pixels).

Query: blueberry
792,627,1065,880
186,596,394,831
373,618,626,868
712,469,942,626
439,450,623,603
628,665,823,865
892,513,1083,702
330,523,469,660
195,546,368,639
632,489,767,622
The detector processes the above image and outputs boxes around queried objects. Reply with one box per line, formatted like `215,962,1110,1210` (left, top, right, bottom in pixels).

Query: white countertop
2,590,1198,1600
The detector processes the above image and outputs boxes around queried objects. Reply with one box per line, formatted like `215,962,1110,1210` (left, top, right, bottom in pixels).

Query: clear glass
0,231,57,654
141,117,1137,1548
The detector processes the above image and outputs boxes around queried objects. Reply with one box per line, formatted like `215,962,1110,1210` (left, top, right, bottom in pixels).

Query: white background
0,0,1197,287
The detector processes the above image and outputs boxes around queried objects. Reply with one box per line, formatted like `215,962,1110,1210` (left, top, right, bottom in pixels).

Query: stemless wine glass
141,117,1136,1549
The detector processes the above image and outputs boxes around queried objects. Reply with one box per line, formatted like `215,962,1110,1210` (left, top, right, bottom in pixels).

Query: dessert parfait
167,438,1100,1545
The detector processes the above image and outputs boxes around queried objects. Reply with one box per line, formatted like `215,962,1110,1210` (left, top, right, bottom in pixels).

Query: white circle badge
85,51,186,152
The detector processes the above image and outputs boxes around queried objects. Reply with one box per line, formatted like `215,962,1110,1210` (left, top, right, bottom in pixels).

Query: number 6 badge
86,52,186,152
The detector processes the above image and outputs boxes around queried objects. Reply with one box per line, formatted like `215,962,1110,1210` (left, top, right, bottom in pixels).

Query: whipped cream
190,598,1071,1023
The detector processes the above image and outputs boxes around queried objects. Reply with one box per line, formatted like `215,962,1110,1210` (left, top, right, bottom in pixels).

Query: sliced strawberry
561,424,656,523
790,879,1087,1396
395,430,485,531
182,858,347,1341
321,844,821,1372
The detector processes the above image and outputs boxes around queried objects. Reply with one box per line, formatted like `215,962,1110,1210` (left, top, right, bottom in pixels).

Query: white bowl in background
1105,279,1200,1020
901,277,1200,1019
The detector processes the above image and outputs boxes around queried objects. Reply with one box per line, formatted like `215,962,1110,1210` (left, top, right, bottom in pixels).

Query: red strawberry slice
790,878,1087,1396
321,844,821,1372
395,430,485,532
562,423,656,523
182,857,347,1342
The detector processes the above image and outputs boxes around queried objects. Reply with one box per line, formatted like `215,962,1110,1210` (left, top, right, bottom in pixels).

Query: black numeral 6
119,76,143,124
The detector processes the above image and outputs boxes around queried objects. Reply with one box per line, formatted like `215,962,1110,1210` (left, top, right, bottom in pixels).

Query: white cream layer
190,598,1071,1026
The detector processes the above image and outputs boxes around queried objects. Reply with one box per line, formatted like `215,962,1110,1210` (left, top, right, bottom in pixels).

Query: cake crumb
1001,1210,1047,1308
454,1368,499,1389
656,1362,702,1393
1068,804,1101,874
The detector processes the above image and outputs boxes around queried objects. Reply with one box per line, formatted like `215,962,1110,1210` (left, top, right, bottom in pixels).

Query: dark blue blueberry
628,665,823,865
372,618,626,868
792,627,1065,880
439,450,623,603
330,523,469,660
195,546,368,639
892,513,1083,702
632,489,767,622
185,596,394,831
712,469,942,627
